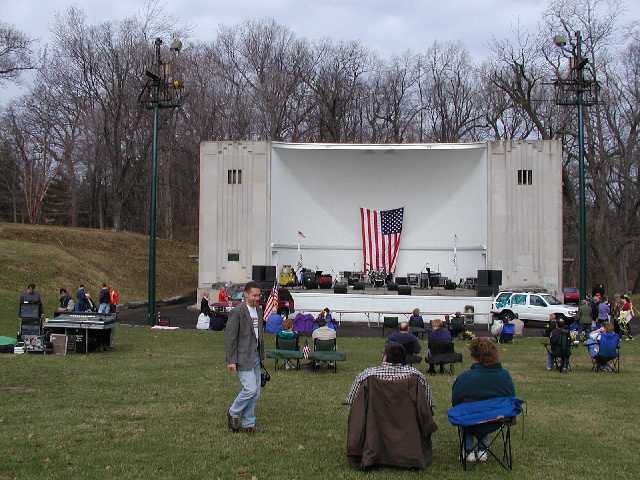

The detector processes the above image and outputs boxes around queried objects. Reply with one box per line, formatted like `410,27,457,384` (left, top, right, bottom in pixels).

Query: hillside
0,223,197,335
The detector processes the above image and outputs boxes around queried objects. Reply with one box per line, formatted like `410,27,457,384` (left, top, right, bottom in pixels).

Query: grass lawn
1,327,639,480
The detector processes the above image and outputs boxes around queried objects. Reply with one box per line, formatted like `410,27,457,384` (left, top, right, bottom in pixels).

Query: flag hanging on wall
359,207,404,273
263,283,279,319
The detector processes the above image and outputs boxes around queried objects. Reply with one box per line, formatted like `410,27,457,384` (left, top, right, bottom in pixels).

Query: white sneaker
476,450,488,462
465,452,477,463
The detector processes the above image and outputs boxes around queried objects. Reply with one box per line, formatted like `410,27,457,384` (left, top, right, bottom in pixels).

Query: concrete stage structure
198,140,563,318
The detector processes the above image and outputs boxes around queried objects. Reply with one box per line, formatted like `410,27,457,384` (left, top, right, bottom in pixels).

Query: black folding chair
457,418,516,471
426,341,462,375
382,316,398,337
544,331,572,372
274,335,301,370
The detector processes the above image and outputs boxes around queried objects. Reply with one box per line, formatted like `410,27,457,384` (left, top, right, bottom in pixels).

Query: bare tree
0,22,35,84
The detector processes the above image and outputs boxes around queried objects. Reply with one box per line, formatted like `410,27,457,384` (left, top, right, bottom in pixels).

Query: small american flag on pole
360,207,404,273
302,340,311,360
263,283,278,319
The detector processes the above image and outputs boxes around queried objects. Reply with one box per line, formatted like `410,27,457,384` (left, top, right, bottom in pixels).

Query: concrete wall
198,141,270,293
487,140,563,294
270,143,488,280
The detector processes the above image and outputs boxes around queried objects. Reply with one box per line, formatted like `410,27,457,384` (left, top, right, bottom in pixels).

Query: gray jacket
224,303,265,370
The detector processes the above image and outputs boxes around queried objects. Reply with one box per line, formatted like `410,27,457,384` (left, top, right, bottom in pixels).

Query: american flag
360,207,404,273
263,284,278,319
302,340,311,360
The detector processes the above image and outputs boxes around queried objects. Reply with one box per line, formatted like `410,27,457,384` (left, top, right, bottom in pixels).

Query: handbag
260,362,271,388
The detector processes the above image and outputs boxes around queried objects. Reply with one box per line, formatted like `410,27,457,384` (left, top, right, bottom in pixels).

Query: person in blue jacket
451,338,516,464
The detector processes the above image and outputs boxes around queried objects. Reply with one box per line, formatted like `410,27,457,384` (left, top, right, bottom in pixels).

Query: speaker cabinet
477,285,499,297
264,266,277,283
387,282,398,291
477,269,489,286
395,276,408,286
353,281,366,291
334,283,348,294
488,270,502,286
252,265,267,282
398,285,412,295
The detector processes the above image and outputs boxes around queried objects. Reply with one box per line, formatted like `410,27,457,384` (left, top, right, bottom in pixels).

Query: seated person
323,307,337,330
594,323,620,371
312,318,337,342
452,338,516,463
409,308,425,329
427,319,453,374
277,318,297,340
345,342,432,407
277,318,298,369
546,319,570,371
388,322,422,363
59,288,72,310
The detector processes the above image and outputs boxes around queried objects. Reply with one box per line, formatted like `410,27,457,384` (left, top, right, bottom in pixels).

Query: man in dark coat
224,281,264,433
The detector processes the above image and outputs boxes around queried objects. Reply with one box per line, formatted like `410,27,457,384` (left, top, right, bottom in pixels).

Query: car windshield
496,293,512,303
230,291,243,301
541,294,561,305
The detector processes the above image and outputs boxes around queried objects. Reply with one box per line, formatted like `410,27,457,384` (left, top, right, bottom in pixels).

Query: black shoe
227,411,240,432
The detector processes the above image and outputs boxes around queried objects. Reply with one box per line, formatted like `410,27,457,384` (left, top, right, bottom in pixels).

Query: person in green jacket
579,299,592,334
452,338,515,463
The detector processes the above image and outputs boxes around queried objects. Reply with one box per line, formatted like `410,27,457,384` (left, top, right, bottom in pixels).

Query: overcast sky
3,0,639,103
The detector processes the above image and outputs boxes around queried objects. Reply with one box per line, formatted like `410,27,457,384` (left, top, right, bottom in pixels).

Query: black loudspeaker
477,270,489,286
477,285,499,297
252,265,266,282
353,281,366,291
334,283,348,294
264,266,277,283
488,270,502,286
387,282,398,291
398,285,412,295
396,277,408,286
444,280,457,290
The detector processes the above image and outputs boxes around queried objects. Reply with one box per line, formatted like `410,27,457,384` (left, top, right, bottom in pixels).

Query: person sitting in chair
449,312,465,338
388,322,422,364
427,319,452,374
322,307,337,330
594,323,620,372
345,342,432,407
409,308,425,329
277,318,298,369
546,318,570,372
452,338,516,463
312,318,336,341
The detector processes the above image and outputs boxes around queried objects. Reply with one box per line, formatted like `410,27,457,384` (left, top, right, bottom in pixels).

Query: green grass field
1,328,639,480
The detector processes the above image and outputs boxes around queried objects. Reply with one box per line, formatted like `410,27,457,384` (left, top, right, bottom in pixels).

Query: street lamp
553,31,599,301
139,36,184,325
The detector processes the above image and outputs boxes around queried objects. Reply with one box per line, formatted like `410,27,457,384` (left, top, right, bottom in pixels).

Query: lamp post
139,36,183,325
553,31,599,301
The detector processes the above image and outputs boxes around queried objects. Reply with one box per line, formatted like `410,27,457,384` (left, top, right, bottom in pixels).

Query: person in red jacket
218,286,227,303
109,287,119,314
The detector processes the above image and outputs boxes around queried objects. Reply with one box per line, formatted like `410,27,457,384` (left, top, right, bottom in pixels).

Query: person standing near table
19,283,43,317
224,281,264,433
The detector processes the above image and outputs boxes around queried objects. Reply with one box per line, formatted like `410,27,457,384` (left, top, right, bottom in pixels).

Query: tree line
0,0,639,293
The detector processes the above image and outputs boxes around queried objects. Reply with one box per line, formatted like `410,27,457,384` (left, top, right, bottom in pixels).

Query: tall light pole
553,31,599,301
139,36,184,324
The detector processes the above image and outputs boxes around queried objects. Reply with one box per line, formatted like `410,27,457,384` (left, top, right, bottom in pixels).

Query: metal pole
148,103,159,324
576,31,588,300
148,38,162,325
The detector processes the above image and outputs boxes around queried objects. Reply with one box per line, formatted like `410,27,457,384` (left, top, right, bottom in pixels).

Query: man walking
98,283,110,314
224,281,264,433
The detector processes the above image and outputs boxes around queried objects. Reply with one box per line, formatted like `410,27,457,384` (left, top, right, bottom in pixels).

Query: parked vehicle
260,287,295,317
562,287,580,305
491,291,578,324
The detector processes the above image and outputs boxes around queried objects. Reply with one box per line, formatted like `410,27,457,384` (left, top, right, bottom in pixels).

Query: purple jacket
598,302,610,321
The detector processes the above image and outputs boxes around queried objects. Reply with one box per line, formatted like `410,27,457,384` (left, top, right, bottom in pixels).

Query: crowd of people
18,282,119,316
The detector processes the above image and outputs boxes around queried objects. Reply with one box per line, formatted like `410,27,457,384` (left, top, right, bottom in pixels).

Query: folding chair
449,316,465,339
498,323,515,343
273,335,301,370
544,331,572,372
426,341,462,375
448,397,524,471
591,336,621,373
457,419,515,471
382,317,398,337
311,338,345,373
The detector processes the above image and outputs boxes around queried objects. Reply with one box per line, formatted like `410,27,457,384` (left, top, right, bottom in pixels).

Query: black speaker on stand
353,281,366,291
252,265,267,282
398,285,412,295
